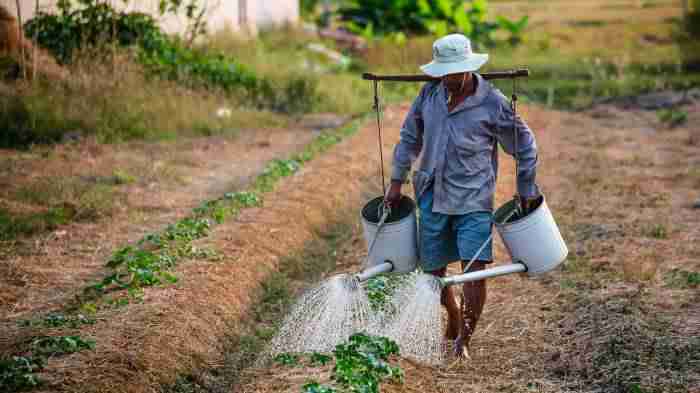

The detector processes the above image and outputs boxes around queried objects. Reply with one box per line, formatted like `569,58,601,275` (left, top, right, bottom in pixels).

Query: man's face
442,72,471,92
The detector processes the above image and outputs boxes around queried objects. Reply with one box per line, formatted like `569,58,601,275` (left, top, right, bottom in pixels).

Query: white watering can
355,194,568,287
355,196,418,282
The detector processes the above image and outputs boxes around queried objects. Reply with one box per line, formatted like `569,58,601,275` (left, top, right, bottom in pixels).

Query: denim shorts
418,186,493,272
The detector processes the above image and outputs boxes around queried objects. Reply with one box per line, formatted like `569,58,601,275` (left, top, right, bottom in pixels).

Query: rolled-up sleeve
391,87,427,183
493,98,540,198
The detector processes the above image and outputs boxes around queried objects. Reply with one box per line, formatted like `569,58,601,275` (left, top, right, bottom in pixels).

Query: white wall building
2,0,299,36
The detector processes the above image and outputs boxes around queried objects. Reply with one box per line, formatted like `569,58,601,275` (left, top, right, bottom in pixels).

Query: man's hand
519,195,539,215
385,180,403,209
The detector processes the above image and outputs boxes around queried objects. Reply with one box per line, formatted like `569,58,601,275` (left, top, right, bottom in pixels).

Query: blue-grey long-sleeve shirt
391,73,539,215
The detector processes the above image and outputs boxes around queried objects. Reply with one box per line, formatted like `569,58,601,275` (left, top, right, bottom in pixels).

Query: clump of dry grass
550,293,700,393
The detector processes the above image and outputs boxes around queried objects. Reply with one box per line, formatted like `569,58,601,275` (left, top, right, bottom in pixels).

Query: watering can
354,194,568,286
355,195,419,282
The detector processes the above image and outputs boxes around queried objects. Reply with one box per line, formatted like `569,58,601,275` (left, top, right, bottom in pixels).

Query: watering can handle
366,206,391,263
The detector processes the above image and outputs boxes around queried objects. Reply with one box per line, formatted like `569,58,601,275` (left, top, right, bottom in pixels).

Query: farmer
385,34,540,358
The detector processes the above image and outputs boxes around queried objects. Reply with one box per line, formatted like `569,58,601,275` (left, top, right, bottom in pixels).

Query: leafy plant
644,223,668,239
496,15,529,46
19,313,95,329
302,381,336,393
254,159,301,193
337,0,524,48
300,0,322,20
684,0,700,38
25,0,163,64
332,333,403,393
0,356,44,391
364,274,409,312
664,268,700,289
224,191,262,208
657,108,688,128
273,353,300,366
31,336,96,356
310,352,332,366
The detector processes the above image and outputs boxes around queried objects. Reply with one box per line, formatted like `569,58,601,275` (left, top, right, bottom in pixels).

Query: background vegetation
3,0,699,150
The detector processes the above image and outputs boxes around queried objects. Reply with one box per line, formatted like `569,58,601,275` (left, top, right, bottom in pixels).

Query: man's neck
447,74,478,109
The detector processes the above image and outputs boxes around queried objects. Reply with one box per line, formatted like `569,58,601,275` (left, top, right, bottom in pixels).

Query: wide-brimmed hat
420,34,488,78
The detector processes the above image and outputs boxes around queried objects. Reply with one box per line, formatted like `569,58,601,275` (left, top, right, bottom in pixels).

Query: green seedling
657,108,688,128
274,353,300,366
19,313,95,329
364,274,409,312
112,170,136,185
644,223,668,239
302,381,336,393
0,356,44,391
664,269,700,289
224,191,262,208
310,352,332,366
254,159,301,193
31,336,96,356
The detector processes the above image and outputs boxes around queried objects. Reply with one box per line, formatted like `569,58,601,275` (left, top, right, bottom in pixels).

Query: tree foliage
336,0,528,48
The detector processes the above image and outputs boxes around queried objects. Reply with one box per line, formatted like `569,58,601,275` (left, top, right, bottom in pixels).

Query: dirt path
0,125,321,321
238,102,700,392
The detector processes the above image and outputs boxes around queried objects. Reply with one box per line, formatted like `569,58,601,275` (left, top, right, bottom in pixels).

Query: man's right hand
384,180,403,209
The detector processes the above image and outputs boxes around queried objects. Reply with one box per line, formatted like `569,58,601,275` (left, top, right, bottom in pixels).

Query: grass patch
663,268,700,289
657,108,688,128
0,207,74,240
0,175,120,238
643,223,669,239
15,178,116,221
569,19,609,27
0,58,269,148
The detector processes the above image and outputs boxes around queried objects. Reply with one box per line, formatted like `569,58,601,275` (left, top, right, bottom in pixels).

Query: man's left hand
519,196,539,214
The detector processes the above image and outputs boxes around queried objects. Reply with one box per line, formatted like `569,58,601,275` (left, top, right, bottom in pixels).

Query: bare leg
459,261,487,354
427,267,461,340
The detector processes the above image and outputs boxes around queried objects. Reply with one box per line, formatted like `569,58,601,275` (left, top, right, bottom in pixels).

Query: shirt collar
441,73,489,114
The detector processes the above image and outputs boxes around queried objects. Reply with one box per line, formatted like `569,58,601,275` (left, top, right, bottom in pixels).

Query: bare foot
453,336,471,359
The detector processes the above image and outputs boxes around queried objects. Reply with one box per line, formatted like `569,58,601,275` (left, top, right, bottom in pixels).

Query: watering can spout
355,261,394,282
440,262,527,287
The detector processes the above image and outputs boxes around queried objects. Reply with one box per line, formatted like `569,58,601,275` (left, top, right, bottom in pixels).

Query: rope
373,80,387,196
512,77,522,216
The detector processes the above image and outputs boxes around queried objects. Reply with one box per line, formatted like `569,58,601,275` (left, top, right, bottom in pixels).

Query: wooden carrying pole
363,68,529,82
